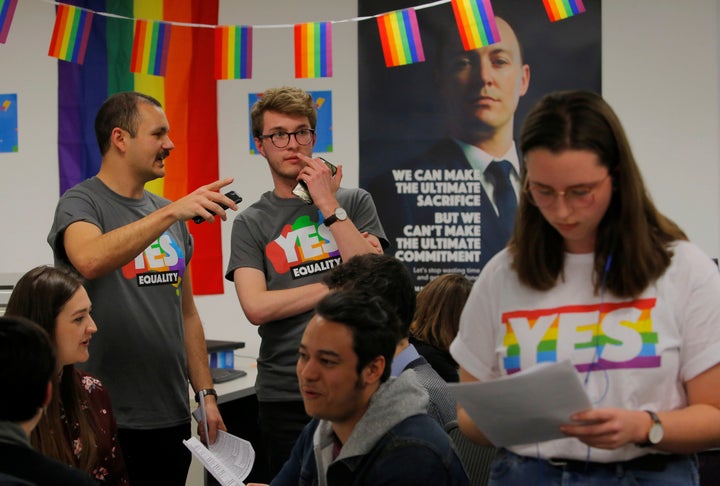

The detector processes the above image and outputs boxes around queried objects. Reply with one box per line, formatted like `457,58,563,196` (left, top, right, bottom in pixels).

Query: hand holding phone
293,158,337,205
192,190,243,224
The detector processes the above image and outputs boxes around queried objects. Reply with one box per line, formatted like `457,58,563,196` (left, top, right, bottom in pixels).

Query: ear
254,137,266,158
110,127,127,153
519,64,530,97
361,355,386,385
42,381,52,407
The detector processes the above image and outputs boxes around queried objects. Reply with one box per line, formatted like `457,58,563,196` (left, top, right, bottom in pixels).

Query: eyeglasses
525,174,610,209
257,128,315,148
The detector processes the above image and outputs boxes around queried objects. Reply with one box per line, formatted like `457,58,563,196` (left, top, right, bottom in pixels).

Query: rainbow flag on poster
0,0,18,44
376,8,425,68
48,4,94,64
451,0,500,50
130,19,172,76
57,0,224,295
215,25,252,80
294,22,332,78
543,0,586,22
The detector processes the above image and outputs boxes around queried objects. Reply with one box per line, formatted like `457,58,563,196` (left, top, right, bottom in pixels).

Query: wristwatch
194,388,218,403
323,207,348,227
637,410,664,447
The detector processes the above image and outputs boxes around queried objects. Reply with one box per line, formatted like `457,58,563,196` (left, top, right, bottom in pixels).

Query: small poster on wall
248,90,333,154
0,93,18,153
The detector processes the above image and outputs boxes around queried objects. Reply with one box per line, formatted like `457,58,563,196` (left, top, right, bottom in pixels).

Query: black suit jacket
0,444,98,486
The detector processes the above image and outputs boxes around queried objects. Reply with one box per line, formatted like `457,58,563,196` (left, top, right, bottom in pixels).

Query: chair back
445,420,497,486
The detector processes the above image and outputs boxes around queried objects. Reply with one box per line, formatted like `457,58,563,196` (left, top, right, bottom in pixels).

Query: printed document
183,430,255,486
448,360,593,446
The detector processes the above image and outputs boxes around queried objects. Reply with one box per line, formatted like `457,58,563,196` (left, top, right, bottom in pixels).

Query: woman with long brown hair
6,265,128,485
451,91,720,485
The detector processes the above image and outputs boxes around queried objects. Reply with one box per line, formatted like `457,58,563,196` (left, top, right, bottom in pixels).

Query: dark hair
95,91,162,155
5,265,99,473
0,316,55,422
511,90,686,298
323,254,416,336
250,86,317,138
410,273,472,351
315,290,400,383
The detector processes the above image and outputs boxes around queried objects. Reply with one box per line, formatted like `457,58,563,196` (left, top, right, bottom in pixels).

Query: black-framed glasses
258,128,315,148
525,174,611,209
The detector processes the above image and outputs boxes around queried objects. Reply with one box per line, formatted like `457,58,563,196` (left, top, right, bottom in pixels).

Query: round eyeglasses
525,174,610,209
258,128,315,149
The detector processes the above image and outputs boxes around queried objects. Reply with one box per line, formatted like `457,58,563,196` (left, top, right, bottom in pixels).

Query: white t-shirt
450,241,720,462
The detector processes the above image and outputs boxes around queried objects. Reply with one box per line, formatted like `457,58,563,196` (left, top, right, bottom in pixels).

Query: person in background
47,91,232,485
5,265,128,485
258,290,468,486
324,253,456,427
0,315,98,486
410,273,472,383
451,90,720,485
226,86,386,476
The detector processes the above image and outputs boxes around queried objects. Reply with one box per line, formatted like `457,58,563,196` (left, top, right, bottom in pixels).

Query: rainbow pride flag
451,0,500,50
215,25,252,80
294,22,332,78
543,0,586,22
130,19,172,76
376,8,425,68
57,0,223,294
0,0,18,44
48,4,94,64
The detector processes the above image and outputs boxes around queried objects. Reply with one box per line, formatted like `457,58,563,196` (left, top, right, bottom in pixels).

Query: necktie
485,160,518,239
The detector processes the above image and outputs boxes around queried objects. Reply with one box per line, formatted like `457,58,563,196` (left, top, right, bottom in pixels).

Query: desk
213,356,257,404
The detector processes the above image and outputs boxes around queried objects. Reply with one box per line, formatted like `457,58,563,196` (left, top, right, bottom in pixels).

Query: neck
449,123,514,159
97,162,148,199
394,337,410,357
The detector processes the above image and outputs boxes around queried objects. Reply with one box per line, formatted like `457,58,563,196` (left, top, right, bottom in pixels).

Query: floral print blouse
63,371,129,485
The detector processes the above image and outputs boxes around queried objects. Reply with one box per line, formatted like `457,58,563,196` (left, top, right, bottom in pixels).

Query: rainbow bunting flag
543,0,586,22
0,0,18,44
215,25,252,80
130,19,172,76
48,4,93,64
451,0,500,50
376,8,425,68
294,22,332,78
58,0,223,295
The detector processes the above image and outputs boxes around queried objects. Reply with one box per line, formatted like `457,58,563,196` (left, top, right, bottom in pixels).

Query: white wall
1,0,719,360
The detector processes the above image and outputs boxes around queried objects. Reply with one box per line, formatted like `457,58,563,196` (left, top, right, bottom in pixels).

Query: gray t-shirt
47,176,193,429
225,188,387,401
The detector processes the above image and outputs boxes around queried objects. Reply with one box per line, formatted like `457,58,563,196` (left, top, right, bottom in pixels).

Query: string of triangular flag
0,0,586,78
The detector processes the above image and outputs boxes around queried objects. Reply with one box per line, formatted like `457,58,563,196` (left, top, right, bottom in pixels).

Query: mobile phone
192,190,243,224
292,158,337,205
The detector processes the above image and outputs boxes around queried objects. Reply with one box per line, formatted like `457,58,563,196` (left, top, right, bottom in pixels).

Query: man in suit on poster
371,14,530,278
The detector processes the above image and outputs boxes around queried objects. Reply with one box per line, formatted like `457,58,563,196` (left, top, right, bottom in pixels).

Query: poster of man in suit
359,0,601,289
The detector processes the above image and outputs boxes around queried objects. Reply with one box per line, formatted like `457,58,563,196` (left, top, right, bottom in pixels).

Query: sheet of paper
448,360,593,446
183,430,255,486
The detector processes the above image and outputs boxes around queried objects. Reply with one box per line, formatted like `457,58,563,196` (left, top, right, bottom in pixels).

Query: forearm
66,205,180,279
652,404,720,454
458,405,494,446
238,280,330,325
326,218,381,259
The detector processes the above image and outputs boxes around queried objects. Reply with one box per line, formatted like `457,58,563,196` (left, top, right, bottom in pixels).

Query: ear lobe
111,127,126,152
254,137,266,158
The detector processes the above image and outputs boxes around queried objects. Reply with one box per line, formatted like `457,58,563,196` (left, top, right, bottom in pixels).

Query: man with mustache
48,91,236,485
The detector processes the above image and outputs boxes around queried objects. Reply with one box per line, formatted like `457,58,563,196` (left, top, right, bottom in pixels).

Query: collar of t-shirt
391,343,421,377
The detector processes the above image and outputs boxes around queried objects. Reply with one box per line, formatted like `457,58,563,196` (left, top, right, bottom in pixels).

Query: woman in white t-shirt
450,90,720,485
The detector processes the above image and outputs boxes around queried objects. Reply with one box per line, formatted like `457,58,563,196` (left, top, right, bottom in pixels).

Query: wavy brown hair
5,265,99,474
410,273,472,351
510,91,686,298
